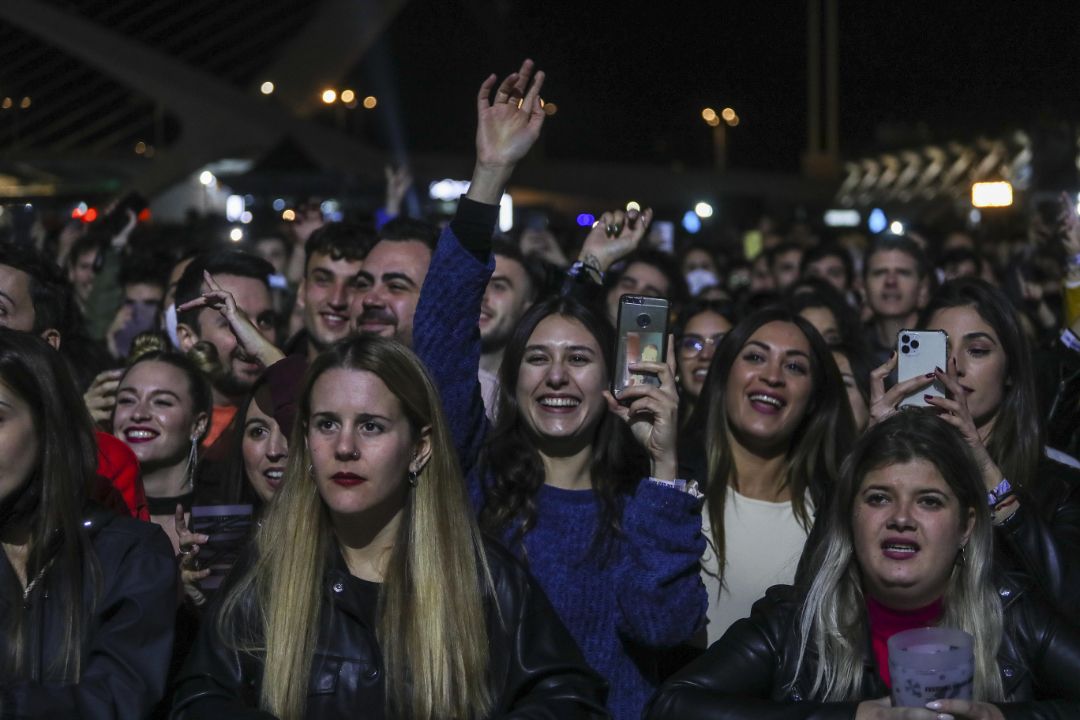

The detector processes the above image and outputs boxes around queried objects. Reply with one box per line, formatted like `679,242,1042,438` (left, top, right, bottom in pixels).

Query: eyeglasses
678,333,726,356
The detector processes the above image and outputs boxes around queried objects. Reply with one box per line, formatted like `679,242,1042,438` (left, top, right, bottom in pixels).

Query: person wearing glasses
673,299,735,431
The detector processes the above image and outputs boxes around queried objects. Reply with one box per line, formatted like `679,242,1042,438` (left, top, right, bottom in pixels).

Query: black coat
0,503,179,719
169,540,609,719
646,574,1080,720
997,456,1080,624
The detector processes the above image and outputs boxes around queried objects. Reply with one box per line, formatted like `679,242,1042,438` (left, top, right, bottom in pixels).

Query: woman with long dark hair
171,336,606,720
673,298,735,430
870,277,1080,621
648,411,1080,719
691,306,855,641
479,295,706,720
0,328,178,717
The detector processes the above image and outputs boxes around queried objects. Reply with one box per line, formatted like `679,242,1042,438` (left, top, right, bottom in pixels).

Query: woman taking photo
480,295,706,720
170,336,605,720
871,278,1080,621
648,411,1080,719
0,329,178,718
691,306,854,642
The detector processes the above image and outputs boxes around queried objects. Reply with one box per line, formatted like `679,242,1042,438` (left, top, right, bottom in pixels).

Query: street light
702,106,740,170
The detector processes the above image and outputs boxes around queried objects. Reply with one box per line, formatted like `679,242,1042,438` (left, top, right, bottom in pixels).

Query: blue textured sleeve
412,221,494,481
613,480,707,647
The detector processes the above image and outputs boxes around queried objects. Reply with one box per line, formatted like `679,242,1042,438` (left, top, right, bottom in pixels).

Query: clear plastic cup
888,627,974,707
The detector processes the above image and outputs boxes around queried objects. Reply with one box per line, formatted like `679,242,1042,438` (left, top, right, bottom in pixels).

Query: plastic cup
888,627,974,707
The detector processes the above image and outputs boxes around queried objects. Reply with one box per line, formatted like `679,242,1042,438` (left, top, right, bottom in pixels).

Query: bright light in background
682,210,702,234
868,208,888,234
499,193,513,233
362,95,378,109
272,198,286,212
889,220,905,235
702,108,717,123
321,89,337,104
199,171,215,186
19,97,30,109
83,208,98,223
969,209,982,225
971,181,1013,208
823,209,861,227
229,228,244,242
576,213,595,227
134,141,147,155
694,202,714,218
340,89,356,104
225,195,244,222
543,102,558,116
260,81,275,95
282,209,296,221
429,179,471,201
240,211,253,224
721,107,736,122
626,201,641,212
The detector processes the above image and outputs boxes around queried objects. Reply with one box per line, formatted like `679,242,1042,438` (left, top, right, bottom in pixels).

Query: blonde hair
218,337,495,719
792,411,1004,702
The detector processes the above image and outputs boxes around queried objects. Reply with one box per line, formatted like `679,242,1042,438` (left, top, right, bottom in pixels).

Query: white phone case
896,329,948,409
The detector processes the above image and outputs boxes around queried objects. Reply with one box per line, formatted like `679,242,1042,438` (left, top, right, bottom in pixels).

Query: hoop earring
407,469,419,487
185,438,199,490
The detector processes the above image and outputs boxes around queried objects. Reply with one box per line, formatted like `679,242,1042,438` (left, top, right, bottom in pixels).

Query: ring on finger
606,224,617,236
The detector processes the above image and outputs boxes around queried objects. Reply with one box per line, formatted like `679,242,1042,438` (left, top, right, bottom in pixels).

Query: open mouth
748,392,786,413
263,468,285,488
881,540,920,559
123,427,159,443
692,368,709,381
538,395,581,410
320,312,348,328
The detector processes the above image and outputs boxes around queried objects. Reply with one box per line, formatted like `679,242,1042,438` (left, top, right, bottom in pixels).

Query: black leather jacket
646,575,1080,720
997,456,1080,624
170,540,609,719
0,503,179,720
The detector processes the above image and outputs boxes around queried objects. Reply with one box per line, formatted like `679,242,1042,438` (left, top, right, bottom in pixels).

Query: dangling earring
185,438,199,490
407,469,419,487
956,543,967,566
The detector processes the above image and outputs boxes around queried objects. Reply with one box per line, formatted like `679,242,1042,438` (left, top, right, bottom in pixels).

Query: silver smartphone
896,329,947,409
612,295,669,401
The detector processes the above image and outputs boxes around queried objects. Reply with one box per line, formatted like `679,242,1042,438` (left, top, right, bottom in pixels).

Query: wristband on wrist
987,476,1015,507
568,260,603,283
1061,329,1080,353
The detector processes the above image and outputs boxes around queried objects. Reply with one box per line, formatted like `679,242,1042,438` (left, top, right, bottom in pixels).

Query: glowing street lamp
702,105,740,170
971,181,1013,208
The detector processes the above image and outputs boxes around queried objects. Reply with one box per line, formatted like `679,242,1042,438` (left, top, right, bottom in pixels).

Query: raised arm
413,60,547,478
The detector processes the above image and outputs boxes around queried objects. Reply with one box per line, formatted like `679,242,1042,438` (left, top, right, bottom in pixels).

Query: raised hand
84,368,124,429
603,338,679,481
925,357,1003,490
177,271,285,369
467,59,547,205
578,207,655,275
384,165,414,217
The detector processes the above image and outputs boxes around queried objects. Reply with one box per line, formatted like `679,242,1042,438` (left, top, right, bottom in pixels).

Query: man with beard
478,238,541,418
175,251,277,448
351,217,439,346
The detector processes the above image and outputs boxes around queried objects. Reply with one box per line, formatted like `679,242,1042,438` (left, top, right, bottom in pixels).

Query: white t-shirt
700,486,810,644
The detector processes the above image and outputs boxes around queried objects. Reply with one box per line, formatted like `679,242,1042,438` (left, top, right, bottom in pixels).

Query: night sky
351,1,1080,173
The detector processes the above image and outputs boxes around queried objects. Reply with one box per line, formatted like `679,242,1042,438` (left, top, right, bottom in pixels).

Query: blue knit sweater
415,203,706,720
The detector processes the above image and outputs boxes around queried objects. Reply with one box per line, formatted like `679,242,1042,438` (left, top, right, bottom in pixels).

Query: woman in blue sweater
478,295,707,720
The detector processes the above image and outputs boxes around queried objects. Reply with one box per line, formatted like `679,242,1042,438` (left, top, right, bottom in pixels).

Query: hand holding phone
895,330,947,409
612,295,669,401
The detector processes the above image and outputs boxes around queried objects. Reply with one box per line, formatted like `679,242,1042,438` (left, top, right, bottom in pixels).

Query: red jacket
94,430,149,521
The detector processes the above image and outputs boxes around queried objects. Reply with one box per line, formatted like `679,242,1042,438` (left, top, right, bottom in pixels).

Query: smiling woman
687,305,855,641
479,295,706,720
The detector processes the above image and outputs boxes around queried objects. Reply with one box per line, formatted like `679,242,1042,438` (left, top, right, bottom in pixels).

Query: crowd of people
2,58,1080,720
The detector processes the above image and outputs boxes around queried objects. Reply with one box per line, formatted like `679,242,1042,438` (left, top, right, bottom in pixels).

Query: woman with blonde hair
648,410,1080,719
170,336,605,720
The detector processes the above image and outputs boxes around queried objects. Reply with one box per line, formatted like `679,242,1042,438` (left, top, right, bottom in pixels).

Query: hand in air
578,207,655,274
177,271,285,369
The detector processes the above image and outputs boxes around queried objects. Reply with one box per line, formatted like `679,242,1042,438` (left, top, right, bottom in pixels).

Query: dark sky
351,1,1080,173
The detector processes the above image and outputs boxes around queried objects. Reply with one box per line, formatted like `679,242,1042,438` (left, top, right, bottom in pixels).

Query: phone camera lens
901,344,910,354
636,313,651,329
901,334,910,343
911,340,920,349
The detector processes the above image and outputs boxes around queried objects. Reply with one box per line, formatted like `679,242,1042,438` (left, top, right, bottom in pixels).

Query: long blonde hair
792,410,1004,702
217,336,496,720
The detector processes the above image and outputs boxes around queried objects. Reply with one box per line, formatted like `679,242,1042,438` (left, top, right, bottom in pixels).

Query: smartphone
190,504,254,591
896,329,947,409
612,295,669,400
